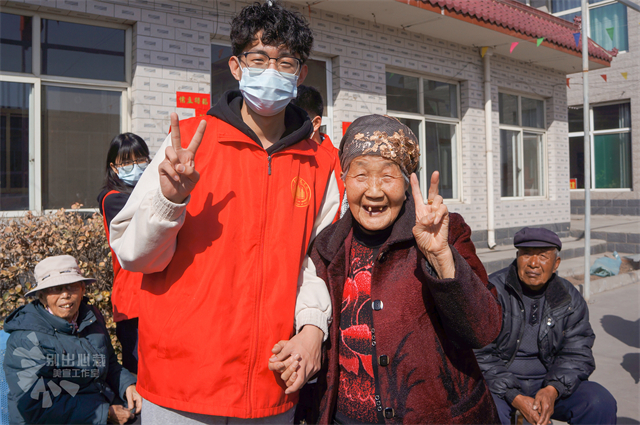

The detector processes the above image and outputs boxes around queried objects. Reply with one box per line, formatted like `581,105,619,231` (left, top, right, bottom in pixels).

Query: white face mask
239,67,298,117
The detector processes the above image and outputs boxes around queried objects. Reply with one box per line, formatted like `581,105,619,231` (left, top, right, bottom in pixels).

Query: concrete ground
588,283,640,424
571,215,640,234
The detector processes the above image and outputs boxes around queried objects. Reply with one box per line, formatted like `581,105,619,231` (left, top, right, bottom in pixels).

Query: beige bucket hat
26,255,96,296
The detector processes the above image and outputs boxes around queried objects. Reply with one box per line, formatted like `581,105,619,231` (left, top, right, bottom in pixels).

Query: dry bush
0,204,120,356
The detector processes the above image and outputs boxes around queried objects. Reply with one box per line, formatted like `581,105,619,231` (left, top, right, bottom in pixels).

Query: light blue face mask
239,67,298,117
117,163,146,186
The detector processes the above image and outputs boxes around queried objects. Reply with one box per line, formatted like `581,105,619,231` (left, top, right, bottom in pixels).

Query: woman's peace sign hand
410,171,455,279
159,113,207,204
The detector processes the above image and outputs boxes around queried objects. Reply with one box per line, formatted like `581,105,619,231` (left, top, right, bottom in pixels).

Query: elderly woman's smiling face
345,155,408,232
38,282,85,322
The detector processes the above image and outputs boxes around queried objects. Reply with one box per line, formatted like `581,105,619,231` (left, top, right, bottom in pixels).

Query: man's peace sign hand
410,171,455,279
159,113,207,204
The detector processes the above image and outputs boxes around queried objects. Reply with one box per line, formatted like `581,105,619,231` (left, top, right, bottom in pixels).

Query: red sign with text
176,92,210,117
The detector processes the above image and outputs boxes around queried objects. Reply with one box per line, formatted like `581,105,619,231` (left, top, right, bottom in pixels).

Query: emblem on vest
291,177,311,207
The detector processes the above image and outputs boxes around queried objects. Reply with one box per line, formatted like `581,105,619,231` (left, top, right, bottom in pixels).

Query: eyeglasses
237,52,302,75
114,157,150,173
44,282,84,295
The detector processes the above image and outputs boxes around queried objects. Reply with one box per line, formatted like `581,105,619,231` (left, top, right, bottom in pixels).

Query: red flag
566,78,570,88
601,74,607,82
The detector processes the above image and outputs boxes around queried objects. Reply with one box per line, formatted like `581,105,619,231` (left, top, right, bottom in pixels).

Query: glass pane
569,136,585,189
500,129,519,197
41,20,125,81
523,133,543,196
304,59,329,118
210,44,237,107
425,122,456,199
499,93,518,126
42,86,121,209
0,13,32,73
556,11,580,23
0,82,30,210
521,97,544,129
386,72,419,113
590,3,628,52
593,103,630,131
423,79,457,118
551,0,580,13
594,132,631,189
568,107,583,133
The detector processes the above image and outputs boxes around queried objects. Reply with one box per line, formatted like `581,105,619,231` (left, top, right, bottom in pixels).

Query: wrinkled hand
159,112,207,204
107,404,133,424
410,171,454,279
512,394,541,425
268,325,323,395
125,384,142,415
532,386,558,425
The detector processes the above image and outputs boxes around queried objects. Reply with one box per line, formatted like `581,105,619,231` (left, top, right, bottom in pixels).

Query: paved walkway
587,283,640,423
571,215,640,235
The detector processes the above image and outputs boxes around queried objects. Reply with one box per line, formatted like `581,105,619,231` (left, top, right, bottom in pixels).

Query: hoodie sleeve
294,165,341,341
109,133,189,273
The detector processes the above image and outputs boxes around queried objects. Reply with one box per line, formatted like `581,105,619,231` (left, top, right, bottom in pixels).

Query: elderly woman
282,115,502,424
3,255,141,424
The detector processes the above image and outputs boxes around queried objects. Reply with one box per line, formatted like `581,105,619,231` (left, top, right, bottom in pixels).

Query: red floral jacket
300,197,502,424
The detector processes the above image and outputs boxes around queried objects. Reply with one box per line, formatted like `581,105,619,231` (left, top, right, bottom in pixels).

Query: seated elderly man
3,255,141,424
474,227,617,425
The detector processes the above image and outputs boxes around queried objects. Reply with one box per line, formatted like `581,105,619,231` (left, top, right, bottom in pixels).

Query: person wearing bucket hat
3,255,142,425
474,228,617,425
276,114,502,424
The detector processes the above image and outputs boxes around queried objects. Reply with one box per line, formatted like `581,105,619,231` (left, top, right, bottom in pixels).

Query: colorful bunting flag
566,78,570,88
573,32,581,48
510,42,519,53
621,72,628,80
601,74,607,82
536,37,544,47
606,27,614,41
481,46,489,58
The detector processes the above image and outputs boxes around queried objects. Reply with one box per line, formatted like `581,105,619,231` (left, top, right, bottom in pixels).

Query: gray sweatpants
141,398,296,425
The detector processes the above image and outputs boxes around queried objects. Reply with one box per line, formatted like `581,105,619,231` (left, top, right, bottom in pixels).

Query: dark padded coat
301,196,502,424
474,261,596,403
3,299,136,424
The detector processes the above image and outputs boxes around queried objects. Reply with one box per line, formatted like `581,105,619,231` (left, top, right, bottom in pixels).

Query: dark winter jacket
302,196,502,424
3,299,136,424
474,261,596,403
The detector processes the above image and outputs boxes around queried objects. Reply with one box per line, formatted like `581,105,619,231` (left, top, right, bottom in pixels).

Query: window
499,93,546,198
386,71,459,199
211,42,334,141
569,102,631,189
551,0,628,52
0,12,128,212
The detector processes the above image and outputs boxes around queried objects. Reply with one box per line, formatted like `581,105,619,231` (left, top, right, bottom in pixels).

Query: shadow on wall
600,315,640,348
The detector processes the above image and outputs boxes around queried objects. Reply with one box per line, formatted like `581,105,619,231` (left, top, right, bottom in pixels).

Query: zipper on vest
267,155,272,175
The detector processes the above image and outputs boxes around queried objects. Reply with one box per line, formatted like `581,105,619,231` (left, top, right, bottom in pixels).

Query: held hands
107,385,142,424
268,325,323,395
410,171,455,279
532,386,558,425
512,395,541,425
158,113,207,204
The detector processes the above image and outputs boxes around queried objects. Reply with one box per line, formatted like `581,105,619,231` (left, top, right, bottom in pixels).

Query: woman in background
97,133,150,375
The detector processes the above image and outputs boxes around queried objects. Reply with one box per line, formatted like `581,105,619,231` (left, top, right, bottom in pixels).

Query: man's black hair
292,85,323,118
230,1,313,63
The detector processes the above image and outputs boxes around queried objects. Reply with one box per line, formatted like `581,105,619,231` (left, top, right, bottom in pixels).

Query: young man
110,2,340,423
292,85,344,214
474,228,617,425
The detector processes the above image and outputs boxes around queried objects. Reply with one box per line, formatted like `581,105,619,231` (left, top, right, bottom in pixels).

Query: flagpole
581,0,591,302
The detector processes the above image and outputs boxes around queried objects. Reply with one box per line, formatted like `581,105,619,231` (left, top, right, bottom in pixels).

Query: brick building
0,0,613,247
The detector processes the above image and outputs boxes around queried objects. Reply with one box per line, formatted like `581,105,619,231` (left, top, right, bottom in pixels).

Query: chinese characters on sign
177,92,210,117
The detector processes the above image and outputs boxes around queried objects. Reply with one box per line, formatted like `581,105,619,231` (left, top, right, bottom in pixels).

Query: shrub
0,204,120,356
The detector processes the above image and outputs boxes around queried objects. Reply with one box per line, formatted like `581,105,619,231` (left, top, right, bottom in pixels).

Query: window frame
551,0,629,53
385,68,462,201
0,7,131,214
569,100,632,192
498,91,548,200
